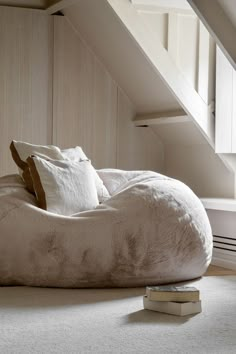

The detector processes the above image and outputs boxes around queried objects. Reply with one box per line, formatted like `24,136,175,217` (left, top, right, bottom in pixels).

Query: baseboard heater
212,235,236,269
203,207,236,270
213,235,236,252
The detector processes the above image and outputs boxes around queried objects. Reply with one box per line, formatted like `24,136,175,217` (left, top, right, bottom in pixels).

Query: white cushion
10,140,65,193
61,146,87,161
10,140,64,171
27,156,99,216
10,141,110,203
62,146,110,203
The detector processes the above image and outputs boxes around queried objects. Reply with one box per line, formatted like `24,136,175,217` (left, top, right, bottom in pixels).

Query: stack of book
143,285,201,316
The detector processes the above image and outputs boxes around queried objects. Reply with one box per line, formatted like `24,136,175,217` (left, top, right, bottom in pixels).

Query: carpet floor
0,276,236,354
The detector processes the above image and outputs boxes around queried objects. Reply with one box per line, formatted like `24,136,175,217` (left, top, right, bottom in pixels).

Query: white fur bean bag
0,170,212,288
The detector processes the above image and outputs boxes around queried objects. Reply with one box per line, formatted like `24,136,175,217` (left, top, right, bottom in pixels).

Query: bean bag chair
0,170,212,288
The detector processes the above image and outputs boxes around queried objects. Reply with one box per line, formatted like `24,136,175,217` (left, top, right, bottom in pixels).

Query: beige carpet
0,276,236,354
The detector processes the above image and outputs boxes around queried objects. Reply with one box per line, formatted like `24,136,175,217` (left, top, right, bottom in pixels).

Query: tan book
143,296,202,316
146,286,200,302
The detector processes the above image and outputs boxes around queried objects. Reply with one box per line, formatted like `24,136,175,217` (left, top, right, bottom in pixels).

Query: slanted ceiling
218,0,236,28
63,0,181,114
0,0,182,114
0,0,68,10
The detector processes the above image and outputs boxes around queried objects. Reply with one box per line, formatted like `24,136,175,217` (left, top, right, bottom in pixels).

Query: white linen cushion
27,156,99,216
10,140,65,193
10,141,110,203
62,146,110,203
10,140,64,171
61,146,87,161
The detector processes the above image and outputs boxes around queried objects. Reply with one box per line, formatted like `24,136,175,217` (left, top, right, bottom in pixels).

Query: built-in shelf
134,110,190,126
201,198,236,212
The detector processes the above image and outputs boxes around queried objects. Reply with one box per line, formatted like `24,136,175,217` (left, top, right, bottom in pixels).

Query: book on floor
143,296,202,316
146,285,200,302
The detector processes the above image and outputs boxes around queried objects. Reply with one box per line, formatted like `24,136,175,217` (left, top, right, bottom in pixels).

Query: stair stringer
107,0,236,197
107,0,214,146
187,0,236,71
219,155,236,197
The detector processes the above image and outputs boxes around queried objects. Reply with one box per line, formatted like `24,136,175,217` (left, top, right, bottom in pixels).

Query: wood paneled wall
0,7,52,175
117,87,164,170
137,7,215,106
0,9,163,176
0,6,233,198
53,17,164,171
53,17,117,168
215,46,236,153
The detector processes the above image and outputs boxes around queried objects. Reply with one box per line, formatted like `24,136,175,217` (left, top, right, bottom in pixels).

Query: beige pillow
27,156,99,216
61,146,87,161
10,141,110,203
62,146,110,203
10,141,64,193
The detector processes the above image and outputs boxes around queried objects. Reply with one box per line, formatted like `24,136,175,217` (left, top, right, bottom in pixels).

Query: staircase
188,0,236,70
107,0,236,269
107,0,236,196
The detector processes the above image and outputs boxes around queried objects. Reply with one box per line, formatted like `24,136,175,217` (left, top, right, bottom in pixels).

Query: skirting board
211,248,236,270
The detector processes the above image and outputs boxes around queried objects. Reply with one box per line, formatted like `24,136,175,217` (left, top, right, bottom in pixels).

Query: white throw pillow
62,146,110,203
10,141,110,203
27,156,99,216
10,140,64,171
10,140,65,193
61,146,87,161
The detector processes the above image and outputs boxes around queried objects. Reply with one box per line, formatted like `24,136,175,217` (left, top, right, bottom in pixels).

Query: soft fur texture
0,170,212,288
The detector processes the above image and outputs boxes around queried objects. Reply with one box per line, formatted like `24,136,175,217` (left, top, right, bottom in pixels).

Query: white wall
0,5,234,198
215,46,236,153
0,7,52,176
63,0,181,114
53,16,117,168
0,8,164,176
164,143,234,198
151,121,235,198
116,88,164,170
53,16,164,171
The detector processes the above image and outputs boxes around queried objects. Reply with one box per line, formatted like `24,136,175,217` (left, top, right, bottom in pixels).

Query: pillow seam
10,141,28,171
27,157,47,210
